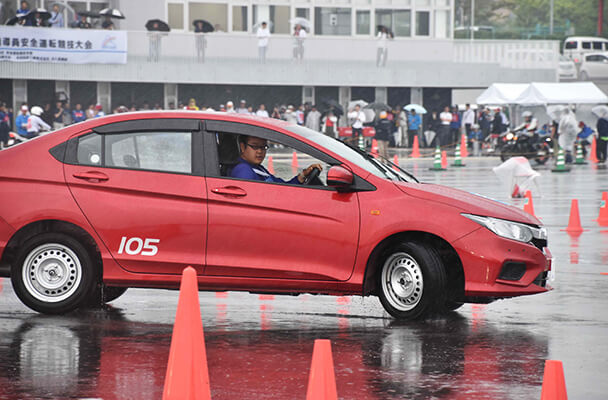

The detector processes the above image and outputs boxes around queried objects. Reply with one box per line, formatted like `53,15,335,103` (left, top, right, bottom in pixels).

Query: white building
0,0,559,117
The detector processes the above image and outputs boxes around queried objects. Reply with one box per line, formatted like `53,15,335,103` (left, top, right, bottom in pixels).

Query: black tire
377,242,447,320
102,286,128,303
442,300,465,312
10,233,98,314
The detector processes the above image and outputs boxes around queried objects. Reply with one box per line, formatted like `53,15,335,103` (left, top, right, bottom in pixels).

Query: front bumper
453,227,552,298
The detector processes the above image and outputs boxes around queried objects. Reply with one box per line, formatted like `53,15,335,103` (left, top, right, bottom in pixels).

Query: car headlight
505,132,514,140
462,214,546,243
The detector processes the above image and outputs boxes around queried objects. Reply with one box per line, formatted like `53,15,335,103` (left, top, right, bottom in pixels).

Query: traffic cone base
561,199,588,235
163,267,211,400
552,147,571,173
306,339,338,400
540,360,568,400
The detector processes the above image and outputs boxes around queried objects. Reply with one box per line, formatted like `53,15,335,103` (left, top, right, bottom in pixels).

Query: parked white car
558,55,577,80
579,52,608,80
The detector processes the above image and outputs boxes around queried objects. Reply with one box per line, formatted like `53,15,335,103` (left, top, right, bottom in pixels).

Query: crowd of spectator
9,1,116,30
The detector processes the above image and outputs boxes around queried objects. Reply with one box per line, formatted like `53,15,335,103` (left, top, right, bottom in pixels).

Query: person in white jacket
27,106,51,137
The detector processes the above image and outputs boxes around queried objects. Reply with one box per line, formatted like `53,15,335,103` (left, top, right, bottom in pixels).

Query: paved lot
0,155,607,399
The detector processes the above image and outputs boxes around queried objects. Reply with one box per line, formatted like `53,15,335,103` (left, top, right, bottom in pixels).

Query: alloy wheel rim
381,252,423,311
22,243,82,303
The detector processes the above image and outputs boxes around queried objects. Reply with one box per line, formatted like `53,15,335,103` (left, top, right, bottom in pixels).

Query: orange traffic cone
306,339,338,400
163,267,211,400
410,136,421,158
371,139,379,158
541,360,568,400
562,199,586,235
441,150,448,169
267,156,275,175
392,154,400,172
590,137,599,163
523,190,536,216
596,192,608,226
460,134,469,158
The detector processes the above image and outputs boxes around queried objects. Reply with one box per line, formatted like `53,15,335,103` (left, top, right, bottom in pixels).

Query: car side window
593,41,603,50
104,131,192,174
77,133,102,166
564,41,576,49
582,41,591,49
214,132,330,186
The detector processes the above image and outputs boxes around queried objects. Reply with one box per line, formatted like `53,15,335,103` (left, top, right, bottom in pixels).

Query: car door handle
211,186,247,197
72,171,110,182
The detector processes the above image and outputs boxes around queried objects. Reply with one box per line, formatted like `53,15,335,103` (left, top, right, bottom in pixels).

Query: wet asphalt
0,155,607,400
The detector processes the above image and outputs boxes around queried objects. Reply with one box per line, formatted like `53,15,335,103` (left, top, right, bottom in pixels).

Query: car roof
565,36,608,41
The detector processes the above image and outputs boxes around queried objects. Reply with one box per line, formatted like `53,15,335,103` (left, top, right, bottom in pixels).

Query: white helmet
30,106,44,116
522,111,532,118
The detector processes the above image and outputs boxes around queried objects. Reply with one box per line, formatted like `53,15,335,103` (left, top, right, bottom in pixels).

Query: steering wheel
303,167,320,185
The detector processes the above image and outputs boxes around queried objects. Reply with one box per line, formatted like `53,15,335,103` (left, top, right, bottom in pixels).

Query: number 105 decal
118,237,160,256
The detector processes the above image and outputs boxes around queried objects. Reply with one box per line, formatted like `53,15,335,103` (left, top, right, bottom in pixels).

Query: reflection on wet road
0,157,607,399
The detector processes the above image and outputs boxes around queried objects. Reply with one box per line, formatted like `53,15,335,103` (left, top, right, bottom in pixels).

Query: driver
514,111,538,137
231,135,322,184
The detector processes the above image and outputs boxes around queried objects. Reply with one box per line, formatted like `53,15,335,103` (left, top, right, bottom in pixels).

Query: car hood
394,182,541,226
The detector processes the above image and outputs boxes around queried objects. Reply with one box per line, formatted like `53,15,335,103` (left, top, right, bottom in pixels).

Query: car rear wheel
378,242,447,320
11,233,98,314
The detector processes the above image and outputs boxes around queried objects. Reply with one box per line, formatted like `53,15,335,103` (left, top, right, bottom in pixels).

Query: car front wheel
378,242,447,320
11,233,98,314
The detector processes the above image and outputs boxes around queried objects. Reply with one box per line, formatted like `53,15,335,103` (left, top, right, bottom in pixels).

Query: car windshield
287,125,418,183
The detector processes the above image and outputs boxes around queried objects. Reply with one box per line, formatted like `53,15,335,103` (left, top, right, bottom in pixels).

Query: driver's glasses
246,143,269,152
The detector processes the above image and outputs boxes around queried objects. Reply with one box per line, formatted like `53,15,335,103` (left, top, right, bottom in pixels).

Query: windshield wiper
344,142,418,183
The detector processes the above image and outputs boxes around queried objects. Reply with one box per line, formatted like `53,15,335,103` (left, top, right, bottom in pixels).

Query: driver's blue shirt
231,157,300,184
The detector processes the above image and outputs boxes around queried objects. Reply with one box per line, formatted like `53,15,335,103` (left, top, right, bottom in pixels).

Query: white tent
476,83,530,105
513,82,608,105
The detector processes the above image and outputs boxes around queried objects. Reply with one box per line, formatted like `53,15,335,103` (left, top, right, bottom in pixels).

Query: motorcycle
499,130,554,165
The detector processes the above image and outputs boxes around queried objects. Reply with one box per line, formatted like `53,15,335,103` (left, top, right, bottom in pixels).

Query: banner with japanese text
0,26,127,64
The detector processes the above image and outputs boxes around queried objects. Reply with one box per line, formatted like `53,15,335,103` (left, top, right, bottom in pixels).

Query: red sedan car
0,112,552,318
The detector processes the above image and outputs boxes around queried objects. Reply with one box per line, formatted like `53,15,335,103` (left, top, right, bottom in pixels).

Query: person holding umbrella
376,25,393,67
193,20,213,63
407,109,421,149
146,19,170,62
292,24,307,62
348,104,366,146
99,8,125,30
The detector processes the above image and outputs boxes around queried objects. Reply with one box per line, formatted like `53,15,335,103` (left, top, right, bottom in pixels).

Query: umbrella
6,16,23,25
404,104,427,114
348,99,368,110
253,21,273,30
492,157,541,198
365,102,391,112
289,17,310,30
99,8,125,19
424,130,436,146
77,11,100,18
363,109,376,122
377,24,395,38
27,8,51,20
192,19,214,33
146,19,170,32
321,98,344,116
592,105,608,119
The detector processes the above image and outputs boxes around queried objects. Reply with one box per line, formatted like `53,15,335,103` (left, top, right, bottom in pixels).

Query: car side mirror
327,165,354,191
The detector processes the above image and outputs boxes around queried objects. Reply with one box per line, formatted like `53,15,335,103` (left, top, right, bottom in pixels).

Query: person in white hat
27,106,51,137
226,101,235,113
15,104,30,136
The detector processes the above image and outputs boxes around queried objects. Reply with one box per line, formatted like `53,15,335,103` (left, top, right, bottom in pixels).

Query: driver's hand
298,164,323,183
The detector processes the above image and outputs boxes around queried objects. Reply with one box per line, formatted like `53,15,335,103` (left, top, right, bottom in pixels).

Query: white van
563,36,608,64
